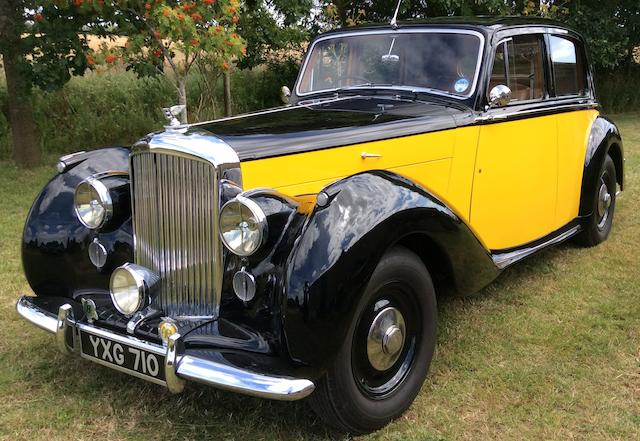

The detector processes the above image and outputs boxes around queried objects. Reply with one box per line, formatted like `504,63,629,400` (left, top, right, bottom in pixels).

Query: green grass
1,114,639,440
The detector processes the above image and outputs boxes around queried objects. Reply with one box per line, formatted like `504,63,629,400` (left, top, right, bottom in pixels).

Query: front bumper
16,295,314,401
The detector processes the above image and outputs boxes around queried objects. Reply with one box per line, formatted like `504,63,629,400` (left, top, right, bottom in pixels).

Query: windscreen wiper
335,84,418,100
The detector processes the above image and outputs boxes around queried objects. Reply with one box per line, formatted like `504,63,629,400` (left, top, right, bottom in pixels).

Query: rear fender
579,116,624,217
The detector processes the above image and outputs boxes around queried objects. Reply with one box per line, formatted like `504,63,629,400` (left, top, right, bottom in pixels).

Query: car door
547,34,599,231
470,33,558,250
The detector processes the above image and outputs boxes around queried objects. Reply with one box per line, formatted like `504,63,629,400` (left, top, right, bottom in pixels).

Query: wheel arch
579,116,624,217
282,170,498,372
608,141,624,191
394,233,455,295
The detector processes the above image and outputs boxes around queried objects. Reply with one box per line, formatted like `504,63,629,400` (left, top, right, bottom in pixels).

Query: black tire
309,246,437,435
575,155,617,247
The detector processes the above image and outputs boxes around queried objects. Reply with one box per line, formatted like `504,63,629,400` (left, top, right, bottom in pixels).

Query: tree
235,0,313,70
0,1,94,167
83,0,246,123
0,0,246,168
560,0,640,71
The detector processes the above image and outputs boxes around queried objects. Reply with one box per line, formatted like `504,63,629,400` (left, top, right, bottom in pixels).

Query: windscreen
297,31,483,97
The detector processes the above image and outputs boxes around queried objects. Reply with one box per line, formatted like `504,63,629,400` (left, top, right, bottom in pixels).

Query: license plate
79,328,166,385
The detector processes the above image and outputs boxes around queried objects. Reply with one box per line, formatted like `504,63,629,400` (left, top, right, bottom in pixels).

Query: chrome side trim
492,225,580,269
16,296,315,401
177,355,315,401
475,101,598,122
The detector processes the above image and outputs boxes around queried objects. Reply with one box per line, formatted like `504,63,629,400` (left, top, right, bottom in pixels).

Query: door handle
361,152,383,159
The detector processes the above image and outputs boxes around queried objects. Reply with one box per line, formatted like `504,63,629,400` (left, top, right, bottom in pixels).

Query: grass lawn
1,114,639,440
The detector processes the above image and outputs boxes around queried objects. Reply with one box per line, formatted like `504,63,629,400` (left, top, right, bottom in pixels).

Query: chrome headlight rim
109,263,147,317
73,176,113,229
219,195,268,257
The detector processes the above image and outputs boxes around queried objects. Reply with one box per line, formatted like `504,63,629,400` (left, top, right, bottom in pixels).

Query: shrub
595,67,640,114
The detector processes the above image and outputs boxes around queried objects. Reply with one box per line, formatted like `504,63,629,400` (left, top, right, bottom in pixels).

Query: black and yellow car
16,17,623,434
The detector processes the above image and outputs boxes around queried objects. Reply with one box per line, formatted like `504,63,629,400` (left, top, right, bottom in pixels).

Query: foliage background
0,0,638,160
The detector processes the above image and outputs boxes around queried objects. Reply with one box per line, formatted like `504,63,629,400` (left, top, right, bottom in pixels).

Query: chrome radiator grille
130,151,221,318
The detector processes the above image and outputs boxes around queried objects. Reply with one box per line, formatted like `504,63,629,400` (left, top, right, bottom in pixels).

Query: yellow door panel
471,114,558,250
445,126,481,223
241,129,456,191
273,158,452,202
553,109,599,230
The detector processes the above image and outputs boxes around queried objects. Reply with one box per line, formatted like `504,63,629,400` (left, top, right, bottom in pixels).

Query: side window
488,34,545,103
549,36,587,97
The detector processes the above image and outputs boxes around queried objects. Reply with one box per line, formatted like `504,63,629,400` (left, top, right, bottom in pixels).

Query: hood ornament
162,105,187,130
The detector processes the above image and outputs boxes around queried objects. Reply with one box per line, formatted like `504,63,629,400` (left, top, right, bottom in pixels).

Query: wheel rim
352,283,420,398
366,307,406,371
596,175,612,231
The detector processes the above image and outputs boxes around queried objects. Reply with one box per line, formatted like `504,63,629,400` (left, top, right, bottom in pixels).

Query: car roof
321,16,576,38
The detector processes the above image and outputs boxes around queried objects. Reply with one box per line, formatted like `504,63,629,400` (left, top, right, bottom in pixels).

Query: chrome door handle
361,152,383,159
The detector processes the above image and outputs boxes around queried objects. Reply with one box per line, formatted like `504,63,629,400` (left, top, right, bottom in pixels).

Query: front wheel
309,246,437,434
576,154,617,247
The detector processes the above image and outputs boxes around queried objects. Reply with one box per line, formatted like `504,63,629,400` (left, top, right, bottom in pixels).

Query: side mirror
488,84,512,108
280,86,291,104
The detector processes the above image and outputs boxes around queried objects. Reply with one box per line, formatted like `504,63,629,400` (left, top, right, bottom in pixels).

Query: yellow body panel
241,110,595,252
242,128,457,200
553,110,599,230
470,114,558,249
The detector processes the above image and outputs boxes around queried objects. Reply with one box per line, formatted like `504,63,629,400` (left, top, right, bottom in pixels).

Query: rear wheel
309,246,437,434
576,154,617,247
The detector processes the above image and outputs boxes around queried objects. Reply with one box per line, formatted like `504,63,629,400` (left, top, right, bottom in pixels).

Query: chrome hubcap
597,180,611,230
367,307,406,371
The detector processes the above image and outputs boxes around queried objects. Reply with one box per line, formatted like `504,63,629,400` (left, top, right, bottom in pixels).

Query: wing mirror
280,86,291,104
488,84,512,108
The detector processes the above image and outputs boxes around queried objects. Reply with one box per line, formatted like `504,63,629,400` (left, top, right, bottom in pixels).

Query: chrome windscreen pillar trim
177,355,315,401
56,304,74,354
165,333,186,394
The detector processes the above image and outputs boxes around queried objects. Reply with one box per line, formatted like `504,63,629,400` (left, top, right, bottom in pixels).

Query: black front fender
282,171,498,369
22,147,133,299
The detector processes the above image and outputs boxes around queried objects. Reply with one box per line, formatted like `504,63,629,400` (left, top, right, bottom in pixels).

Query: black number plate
79,329,166,384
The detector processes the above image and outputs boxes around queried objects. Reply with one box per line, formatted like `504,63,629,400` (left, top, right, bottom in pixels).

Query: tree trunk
0,2,40,168
223,71,232,117
177,77,188,123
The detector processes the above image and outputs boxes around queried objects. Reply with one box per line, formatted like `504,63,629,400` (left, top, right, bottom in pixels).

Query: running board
492,225,581,270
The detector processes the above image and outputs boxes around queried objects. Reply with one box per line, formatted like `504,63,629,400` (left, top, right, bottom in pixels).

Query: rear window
549,36,587,97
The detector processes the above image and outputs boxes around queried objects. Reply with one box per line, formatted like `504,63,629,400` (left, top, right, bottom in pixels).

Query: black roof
323,15,576,37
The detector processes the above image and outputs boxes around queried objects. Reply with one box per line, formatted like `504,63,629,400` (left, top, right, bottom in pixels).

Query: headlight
219,195,267,256
74,177,112,229
109,263,158,316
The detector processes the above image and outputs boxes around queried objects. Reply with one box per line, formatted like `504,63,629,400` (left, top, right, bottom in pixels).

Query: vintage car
16,17,623,434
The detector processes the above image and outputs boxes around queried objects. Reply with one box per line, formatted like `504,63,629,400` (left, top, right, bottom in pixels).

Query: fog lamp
74,177,113,229
219,195,267,256
109,263,158,316
159,319,178,344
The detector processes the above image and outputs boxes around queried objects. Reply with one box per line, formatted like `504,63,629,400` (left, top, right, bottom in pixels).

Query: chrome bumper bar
16,296,314,401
